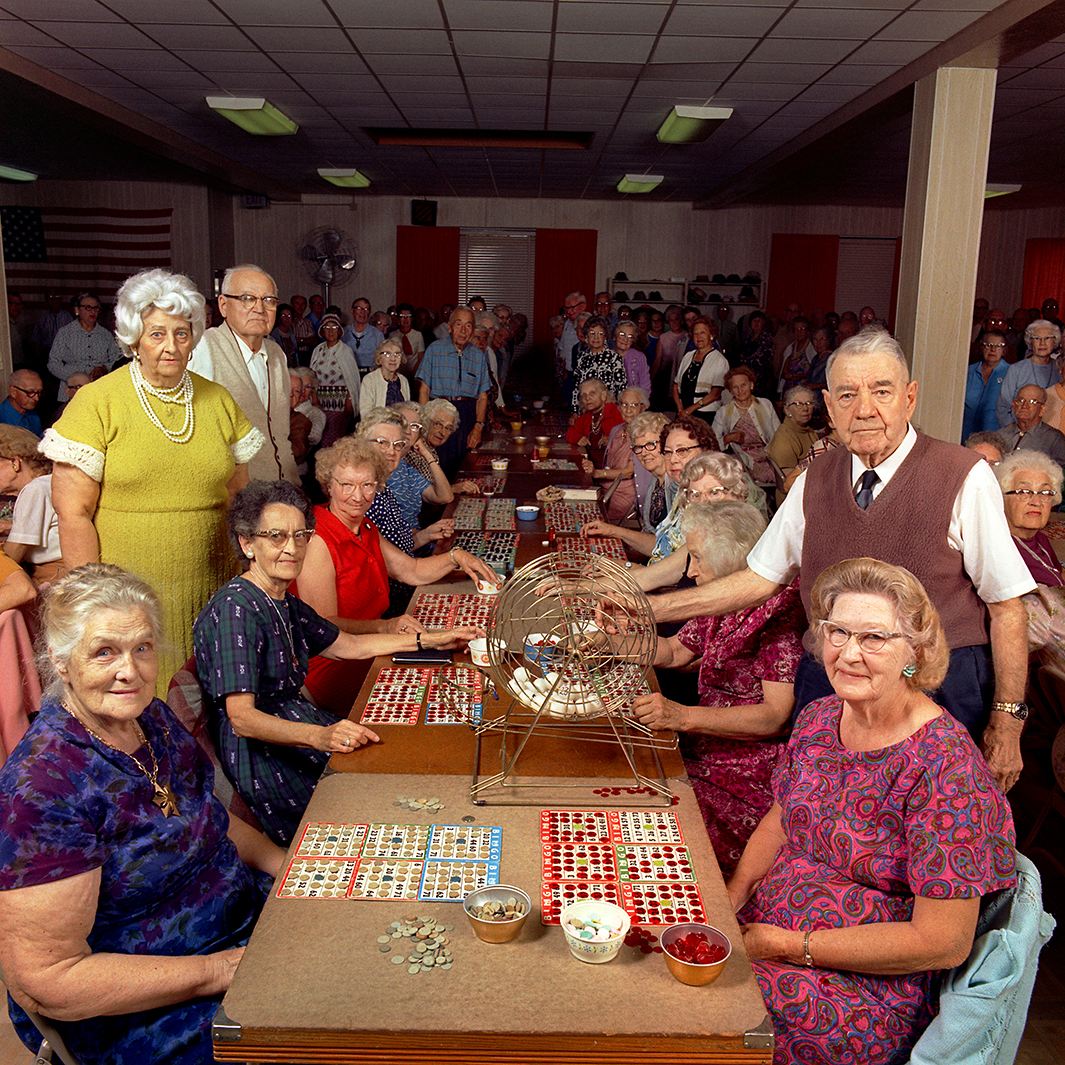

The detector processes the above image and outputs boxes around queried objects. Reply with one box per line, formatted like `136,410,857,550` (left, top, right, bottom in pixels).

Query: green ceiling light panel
206,97,298,135
657,105,733,144
617,174,663,194
985,183,1022,199
0,165,37,181
318,169,371,188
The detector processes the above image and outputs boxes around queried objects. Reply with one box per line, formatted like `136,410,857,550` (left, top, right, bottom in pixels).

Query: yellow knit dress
43,366,262,697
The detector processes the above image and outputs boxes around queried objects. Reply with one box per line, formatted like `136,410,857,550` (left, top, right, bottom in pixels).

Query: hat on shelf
613,271,629,281
711,273,727,284
707,293,721,303
648,290,663,301
726,273,742,284
615,291,629,302
633,290,647,300
693,274,710,282
738,286,757,302
742,271,762,283
689,287,707,302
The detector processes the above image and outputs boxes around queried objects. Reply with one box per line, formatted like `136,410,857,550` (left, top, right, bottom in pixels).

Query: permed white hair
113,269,207,357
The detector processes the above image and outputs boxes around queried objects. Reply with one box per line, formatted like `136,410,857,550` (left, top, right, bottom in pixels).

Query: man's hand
467,422,483,450
980,714,1024,792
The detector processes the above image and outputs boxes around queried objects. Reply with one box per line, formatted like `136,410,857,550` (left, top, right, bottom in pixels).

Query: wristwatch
991,701,1029,722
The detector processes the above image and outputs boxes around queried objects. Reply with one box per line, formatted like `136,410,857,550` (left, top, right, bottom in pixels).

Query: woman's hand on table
206,947,248,994
427,625,486,649
630,692,690,732
581,458,595,475
453,548,497,586
737,922,802,965
452,480,480,495
581,520,618,539
386,614,426,635
575,435,591,447
317,720,380,753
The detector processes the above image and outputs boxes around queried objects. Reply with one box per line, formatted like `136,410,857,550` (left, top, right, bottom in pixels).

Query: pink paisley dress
740,695,1016,1065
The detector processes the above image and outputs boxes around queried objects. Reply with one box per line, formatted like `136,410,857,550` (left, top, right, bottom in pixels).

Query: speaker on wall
411,200,438,227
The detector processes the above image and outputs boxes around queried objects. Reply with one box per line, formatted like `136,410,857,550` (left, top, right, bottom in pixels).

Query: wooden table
212,445,774,1063
213,772,773,1064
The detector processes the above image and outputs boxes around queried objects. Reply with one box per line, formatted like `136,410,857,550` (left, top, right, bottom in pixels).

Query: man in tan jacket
189,264,298,484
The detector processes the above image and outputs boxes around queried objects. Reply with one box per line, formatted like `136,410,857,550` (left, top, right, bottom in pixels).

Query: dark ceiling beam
0,47,302,202
694,0,1065,210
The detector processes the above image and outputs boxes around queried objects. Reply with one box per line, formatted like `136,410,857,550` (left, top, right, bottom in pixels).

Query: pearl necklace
63,702,179,817
130,358,194,444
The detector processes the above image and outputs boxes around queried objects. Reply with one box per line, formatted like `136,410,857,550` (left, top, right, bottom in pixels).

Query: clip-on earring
902,664,916,677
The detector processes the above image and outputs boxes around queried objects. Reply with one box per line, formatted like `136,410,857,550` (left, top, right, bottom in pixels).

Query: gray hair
295,366,318,386
783,384,816,407
578,377,614,403
357,406,407,439
680,501,766,579
421,398,459,429
39,563,163,694
9,368,41,389
629,411,669,440
1024,319,1062,346
221,263,277,297
475,312,499,333
618,386,649,407
374,338,403,366
995,449,1064,505
113,268,206,357
679,452,746,499
492,304,511,315
826,326,910,388
549,315,564,329
565,291,586,305
964,430,1007,455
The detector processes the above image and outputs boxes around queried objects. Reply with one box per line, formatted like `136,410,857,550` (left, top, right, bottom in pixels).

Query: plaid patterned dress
194,576,340,845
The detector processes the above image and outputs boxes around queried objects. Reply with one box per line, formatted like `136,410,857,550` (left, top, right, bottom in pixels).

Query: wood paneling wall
4,180,1065,325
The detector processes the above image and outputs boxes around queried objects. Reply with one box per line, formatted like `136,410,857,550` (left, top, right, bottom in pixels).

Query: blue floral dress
194,576,340,845
0,699,270,1065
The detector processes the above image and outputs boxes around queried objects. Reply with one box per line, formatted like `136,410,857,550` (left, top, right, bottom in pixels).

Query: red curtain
533,229,598,354
395,226,460,310
1022,239,1065,313
766,235,840,321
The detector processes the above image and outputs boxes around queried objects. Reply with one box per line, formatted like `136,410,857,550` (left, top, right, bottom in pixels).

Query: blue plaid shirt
419,338,490,399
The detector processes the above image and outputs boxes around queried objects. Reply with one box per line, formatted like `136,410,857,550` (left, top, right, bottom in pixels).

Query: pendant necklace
63,703,179,817
247,572,296,661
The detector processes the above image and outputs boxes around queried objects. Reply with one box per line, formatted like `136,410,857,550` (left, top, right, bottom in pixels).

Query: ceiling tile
364,53,459,75
214,0,339,26
172,49,280,73
770,7,898,37
329,0,445,29
29,20,152,48
442,0,554,32
651,35,758,63
3,44,106,68
0,0,118,17
78,47,194,71
747,37,862,64
727,62,833,84
239,26,354,52
1000,67,1065,90
555,2,670,34
350,28,453,53
666,6,783,37
551,76,638,97
0,20,62,46
818,63,898,85
100,0,230,22
455,56,550,77
455,32,553,59
554,32,654,64
877,11,981,41
842,40,929,65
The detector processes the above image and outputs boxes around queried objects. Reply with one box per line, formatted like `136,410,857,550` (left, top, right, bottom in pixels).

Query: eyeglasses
78,304,100,312
254,529,314,546
662,445,701,458
786,401,814,409
619,401,645,410
1031,334,1057,343
370,437,408,452
332,477,377,497
12,385,43,398
224,293,281,309
1013,398,1045,407
429,419,457,432
1005,488,1055,500
982,342,1006,349
819,621,904,653
684,486,730,502
631,440,660,454
404,422,424,433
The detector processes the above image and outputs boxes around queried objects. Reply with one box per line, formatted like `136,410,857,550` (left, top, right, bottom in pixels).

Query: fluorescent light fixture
0,164,36,181
985,183,1022,199
318,169,371,189
206,97,297,136
617,174,663,194
657,105,733,144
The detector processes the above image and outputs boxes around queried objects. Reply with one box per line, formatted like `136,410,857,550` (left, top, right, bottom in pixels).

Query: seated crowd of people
0,269,1053,1065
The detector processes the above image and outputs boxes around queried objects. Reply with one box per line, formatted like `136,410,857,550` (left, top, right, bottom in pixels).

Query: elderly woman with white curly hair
42,268,264,694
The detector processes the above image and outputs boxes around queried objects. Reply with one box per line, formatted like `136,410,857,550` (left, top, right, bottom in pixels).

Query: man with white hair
188,264,297,483
0,369,43,436
648,327,1035,794
999,384,1065,465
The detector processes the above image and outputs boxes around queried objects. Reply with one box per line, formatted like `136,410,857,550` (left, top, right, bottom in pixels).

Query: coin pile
393,795,445,812
466,896,526,922
376,915,455,974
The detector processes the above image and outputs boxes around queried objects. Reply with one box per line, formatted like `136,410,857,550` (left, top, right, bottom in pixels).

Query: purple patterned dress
675,583,805,874
741,695,1016,1065
0,699,270,1065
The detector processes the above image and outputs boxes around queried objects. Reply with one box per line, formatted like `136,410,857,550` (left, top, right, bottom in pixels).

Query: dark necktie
855,469,879,510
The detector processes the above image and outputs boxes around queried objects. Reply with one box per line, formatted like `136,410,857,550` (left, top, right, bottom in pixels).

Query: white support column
896,66,997,442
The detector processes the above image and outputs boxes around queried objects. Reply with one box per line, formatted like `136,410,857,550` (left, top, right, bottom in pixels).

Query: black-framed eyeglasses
631,440,659,454
12,385,43,398
224,293,280,309
254,529,314,546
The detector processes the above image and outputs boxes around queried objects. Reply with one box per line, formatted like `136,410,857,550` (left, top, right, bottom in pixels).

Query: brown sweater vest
801,433,988,648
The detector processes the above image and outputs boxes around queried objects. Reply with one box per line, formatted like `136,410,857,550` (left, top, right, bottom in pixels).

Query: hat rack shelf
607,274,763,311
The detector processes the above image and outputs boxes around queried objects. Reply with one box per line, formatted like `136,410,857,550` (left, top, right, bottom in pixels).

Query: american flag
1,206,172,305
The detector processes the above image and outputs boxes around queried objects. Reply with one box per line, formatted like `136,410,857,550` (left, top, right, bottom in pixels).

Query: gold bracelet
803,930,814,967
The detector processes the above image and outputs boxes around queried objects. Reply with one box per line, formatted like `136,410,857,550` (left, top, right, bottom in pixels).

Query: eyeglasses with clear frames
332,477,377,498
1013,398,1045,407
819,621,904,653
370,437,408,452
224,293,280,309
254,529,315,547
684,486,730,502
